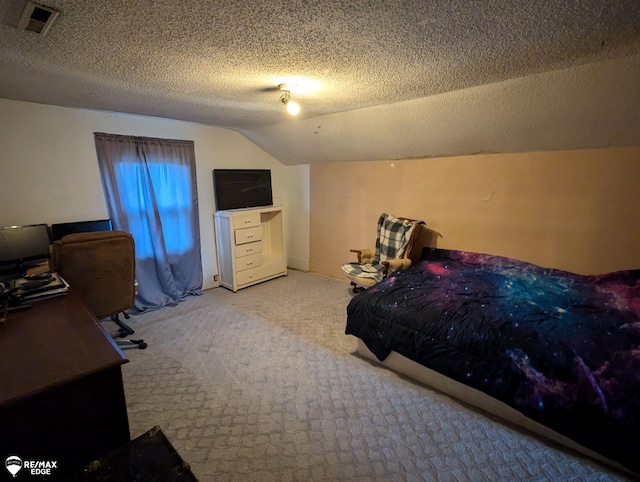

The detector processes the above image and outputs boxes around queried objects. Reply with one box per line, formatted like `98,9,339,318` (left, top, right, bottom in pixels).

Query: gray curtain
94,133,202,312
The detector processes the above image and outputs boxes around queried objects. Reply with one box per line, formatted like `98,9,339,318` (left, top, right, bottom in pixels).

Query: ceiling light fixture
279,84,300,115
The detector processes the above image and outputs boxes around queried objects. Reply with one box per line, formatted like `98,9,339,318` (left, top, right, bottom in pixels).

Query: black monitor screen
51,219,113,242
0,224,51,266
213,169,273,211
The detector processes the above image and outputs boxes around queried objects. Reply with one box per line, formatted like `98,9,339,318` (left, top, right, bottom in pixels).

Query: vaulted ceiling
1,0,639,164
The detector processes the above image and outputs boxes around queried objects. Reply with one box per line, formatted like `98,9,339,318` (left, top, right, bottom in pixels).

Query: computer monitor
50,219,113,242
0,224,51,272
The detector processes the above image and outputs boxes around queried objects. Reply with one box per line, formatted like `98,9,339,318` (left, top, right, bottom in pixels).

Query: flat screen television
51,219,113,242
0,224,51,272
212,169,273,211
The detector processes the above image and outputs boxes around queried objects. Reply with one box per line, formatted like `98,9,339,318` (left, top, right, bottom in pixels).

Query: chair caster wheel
137,343,147,350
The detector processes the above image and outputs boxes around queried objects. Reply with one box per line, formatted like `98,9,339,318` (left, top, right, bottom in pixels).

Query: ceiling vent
17,1,59,35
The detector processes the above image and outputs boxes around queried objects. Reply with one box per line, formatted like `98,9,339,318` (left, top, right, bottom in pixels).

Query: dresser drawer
235,253,261,272
233,212,261,229
236,265,264,286
234,226,261,245
234,241,262,258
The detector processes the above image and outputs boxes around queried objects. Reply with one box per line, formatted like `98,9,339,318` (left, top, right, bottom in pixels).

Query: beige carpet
120,270,630,481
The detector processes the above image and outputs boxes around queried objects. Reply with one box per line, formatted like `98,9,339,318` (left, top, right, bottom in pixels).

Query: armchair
49,230,146,349
342,213,425,292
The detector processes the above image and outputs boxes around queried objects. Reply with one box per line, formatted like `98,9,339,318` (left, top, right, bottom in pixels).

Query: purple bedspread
346,248,640,473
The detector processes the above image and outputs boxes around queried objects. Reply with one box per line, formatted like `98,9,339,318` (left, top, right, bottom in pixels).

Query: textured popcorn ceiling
1,0,639,133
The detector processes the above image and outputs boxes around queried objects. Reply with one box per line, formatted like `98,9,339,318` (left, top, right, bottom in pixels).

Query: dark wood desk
0,293,130,477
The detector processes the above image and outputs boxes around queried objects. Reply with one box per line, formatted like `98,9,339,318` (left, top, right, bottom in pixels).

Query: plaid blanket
342,213,423,282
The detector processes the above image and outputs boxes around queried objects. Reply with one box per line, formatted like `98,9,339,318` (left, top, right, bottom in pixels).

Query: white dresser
214,206,287,292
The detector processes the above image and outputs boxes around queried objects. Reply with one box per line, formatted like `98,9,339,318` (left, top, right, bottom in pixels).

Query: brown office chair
50,230,146,349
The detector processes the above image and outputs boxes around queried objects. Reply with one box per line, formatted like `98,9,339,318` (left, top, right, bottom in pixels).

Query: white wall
0,99,310,289
284,164,310,271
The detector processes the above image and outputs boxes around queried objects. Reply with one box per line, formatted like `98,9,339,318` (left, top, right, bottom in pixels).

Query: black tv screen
0,224,51,267
213,169,273,211
51,219,113,242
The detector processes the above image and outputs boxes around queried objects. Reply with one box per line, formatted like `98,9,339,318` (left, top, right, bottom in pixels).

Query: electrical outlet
213,274,218,283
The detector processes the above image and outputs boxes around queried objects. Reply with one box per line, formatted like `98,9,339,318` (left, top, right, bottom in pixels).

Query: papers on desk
12,273,70,302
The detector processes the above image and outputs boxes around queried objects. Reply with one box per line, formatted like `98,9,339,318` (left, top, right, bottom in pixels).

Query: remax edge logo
4,455,58,478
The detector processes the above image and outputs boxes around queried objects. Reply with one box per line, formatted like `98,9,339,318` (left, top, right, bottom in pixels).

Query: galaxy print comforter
346,248,640,473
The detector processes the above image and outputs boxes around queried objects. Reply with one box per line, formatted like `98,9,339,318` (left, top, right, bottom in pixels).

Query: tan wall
310,146,640,279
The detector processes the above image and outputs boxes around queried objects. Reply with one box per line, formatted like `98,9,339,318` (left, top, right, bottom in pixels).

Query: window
95,133,202,312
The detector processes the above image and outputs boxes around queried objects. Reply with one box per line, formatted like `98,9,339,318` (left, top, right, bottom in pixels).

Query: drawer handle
248,235,253,239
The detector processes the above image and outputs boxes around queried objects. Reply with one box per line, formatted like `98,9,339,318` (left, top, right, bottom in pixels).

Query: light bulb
286,100,300,115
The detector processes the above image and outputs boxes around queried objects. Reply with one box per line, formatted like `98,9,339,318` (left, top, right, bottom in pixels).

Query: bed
346,248,640,476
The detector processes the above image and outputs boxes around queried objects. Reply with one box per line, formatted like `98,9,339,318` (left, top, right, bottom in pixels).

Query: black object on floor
63,426,198,481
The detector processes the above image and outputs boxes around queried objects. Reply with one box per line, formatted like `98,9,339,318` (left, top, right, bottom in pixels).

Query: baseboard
287,256,309,271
